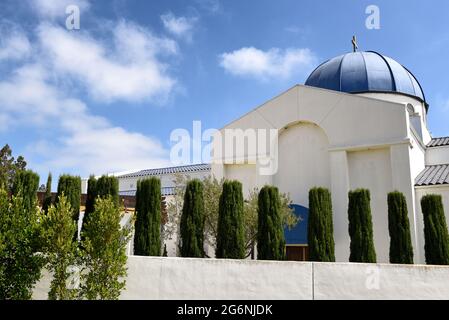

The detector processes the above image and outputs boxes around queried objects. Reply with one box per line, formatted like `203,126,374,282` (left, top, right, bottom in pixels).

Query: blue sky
1,0,448,187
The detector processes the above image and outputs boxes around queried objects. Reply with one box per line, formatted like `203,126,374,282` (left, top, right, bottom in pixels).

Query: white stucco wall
33,257,449,300
426,146,449,166
415,186,449,263
211,85,421,263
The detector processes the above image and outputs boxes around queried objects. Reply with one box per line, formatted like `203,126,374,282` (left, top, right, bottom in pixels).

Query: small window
407,103,415,115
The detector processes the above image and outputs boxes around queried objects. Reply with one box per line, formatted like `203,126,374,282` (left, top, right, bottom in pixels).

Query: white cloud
0,63,170,176
161,12,198,39
0,27,31,61
37,22,177,103
195,0,221,14
219,47,317,80
31,0,90,18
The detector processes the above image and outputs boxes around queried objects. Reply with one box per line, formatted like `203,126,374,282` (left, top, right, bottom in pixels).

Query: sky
1,0,448,188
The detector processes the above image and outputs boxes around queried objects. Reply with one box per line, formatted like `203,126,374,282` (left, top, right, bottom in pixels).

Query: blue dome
305,51,427,107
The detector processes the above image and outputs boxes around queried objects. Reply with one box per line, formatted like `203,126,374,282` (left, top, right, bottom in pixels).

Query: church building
210,49,449,264
108,47,449,264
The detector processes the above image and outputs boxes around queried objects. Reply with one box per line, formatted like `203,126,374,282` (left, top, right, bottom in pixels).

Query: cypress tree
421,194,449,265
84,175,97,215
387,191,414,264
42,173,53,213
133,177,161,256
257,185,286,260
216,180,245,259
348,189,377,263
308,187,335,262
96,175,119,207
12,170,40,215
57,175,81,222
180,179,205,257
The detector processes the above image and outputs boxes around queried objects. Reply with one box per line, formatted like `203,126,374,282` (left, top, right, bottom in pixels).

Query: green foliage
308,187,335,262
80,197,131,300
84,175,98,215
216,180,245,259
96,175,119,207
387,191,414,264
347,189,377,263
257,186,286,260
12,170,40,215
0,189,44,300
41,194,79,300
180,179,205,257
0,144,27,192
57,175,81,222
167,174,297,258
421,194,449,265
134,177,161,256
42,173,53,213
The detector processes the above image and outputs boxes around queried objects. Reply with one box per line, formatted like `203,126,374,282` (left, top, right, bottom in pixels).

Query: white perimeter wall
33,256,449,300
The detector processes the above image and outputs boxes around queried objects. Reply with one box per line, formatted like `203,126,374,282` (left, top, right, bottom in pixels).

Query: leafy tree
216,180,245,259
80,197,131,299
42,173,53,213
0,144,27,191
12,170,40,215
308,187,335,262
41,194,78,300
421,194,449,265
387,191,414,264
57,175,81,223
257,186,286,260
180,179,205,257
348,189,377,263
134,177,161,256
0,189,44,299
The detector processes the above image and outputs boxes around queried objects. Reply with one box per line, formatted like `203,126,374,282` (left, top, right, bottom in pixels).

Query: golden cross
352,35,358,52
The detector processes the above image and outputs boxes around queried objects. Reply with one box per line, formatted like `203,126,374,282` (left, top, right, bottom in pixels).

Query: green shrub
84,175,97,216
308,187,335,262
180,179,205,258
387,191,414,264
348,189,376,263
257,185,286,260
216,180,245,259
96,175,119,207
421,194,449,265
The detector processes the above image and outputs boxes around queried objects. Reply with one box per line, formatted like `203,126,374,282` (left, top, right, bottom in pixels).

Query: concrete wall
33,257,449,300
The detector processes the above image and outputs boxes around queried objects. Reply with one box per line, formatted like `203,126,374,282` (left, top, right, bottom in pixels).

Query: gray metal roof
118,163,211,179
119,187,176,197
427,137,449,148
415,165,449,186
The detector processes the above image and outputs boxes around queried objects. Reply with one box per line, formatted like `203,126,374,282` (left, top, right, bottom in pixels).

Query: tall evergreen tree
42,173,53,213
57,175,81,223
96,175,119,207
180,179,205,258
421,194,449,265
216,180,245,259
12,170,40,215
308,187,335,262
133,177,161,256
348,189,377,263
257,185,286,260
84,175,98,216
387,191,414,264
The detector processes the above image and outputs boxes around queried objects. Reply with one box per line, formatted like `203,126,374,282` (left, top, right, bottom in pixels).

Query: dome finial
351,35,358,52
